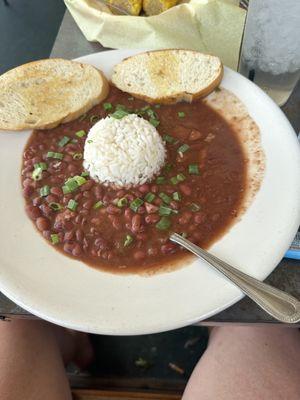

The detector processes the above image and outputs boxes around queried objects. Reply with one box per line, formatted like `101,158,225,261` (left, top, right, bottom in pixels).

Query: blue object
284,231,300,260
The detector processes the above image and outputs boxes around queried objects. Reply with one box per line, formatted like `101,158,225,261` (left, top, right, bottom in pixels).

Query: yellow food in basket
107,0,142,15
143,0,178,16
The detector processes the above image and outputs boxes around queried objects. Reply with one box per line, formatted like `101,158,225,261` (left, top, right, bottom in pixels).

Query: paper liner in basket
64,0,246,70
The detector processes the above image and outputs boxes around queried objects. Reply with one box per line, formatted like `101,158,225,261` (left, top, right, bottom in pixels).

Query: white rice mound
83,114,166,187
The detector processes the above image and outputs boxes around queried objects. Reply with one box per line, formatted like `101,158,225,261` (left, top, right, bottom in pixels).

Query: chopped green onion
67,199,78,211
103,102,113,111
156,176,166,185
176,173,186,182
130,198,144,212
140,105,150,112
58,136,70,147
78,113,87,122
73,153,83,160
149,118,160,127
159,205,173,216
93,200,103,209
90,115,99,124
51,234,60,245
156,216,171,230
34,162,47,171
188,164,200,175
40,185,50,197
189,203,201,212
75,130,86,138
144,192,155,203
146,108,157,119
163,163,173,173
49,202,62,211
64,179,79,192
32,167,43,181
47,151,63,160
163,134,176,144
116,104,127,111
73,175,87,186
117,197,128,207
110,109,129,119
154,104,161,108
124,234,134,247
87,140,93,144
170,176,178,185
81,171,89,177
159,192,172,204
62,185,71,194
178,111,185,118
177,144,190,154
173,192,181,201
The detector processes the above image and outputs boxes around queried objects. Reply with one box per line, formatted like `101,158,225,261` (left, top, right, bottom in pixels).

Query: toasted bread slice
143,0,178,16
112,49,223,104
0,58,109,131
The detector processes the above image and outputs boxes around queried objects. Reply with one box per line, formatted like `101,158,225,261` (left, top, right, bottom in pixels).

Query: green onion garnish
51,234,60,245
93,200,103,210
170,176,178,185
90,115,99,124
159,205,173,216
117,197,128,208
130,198,144,212
146,108,157,119
116,104,127,111
189,203,201,212
81,171,89,177
162,134,176,144
63,180,78,192
159,192,172,204
62,185,71,194
156,176,166,185
149,118,160,127
156,216,171,230
164,163,173,173
110,109,129,119
144,192,155,203
47,151,63,160
188,164,200,175
62,175,86,194
124,234,134,247
173,192,181,201
178,111,185,118
177,144,190,154
87,140,93,144
73,175,87,186
103,102,113,111
140,105,150,112
176,173,186,182
32,167,43,181
73,153,83,160
58,136,70,147
40,185,50,197
34,162,47,171
49,202,62,211
75,130,86,138
67,199,78,211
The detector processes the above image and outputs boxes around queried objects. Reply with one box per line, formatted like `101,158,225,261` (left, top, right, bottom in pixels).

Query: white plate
0,50,300,335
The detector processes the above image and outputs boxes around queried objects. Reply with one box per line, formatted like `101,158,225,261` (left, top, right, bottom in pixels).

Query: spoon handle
170,233,300,323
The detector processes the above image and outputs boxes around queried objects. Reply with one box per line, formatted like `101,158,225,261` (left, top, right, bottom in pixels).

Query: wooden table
0,9,299,326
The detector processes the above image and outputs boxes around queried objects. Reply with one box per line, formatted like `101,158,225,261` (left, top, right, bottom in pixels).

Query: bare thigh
183,326,300,400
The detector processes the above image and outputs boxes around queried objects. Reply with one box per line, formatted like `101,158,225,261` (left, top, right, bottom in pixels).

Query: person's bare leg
0,319,73,400
183,326,300,400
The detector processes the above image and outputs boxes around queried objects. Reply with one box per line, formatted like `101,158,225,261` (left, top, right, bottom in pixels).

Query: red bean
33,197,42,206
179,184,192,196
63,242,75,255
124,208,133,221
94,237,110,250
75,193,83,201
211,213,220,222
191,231,202,242
132,214,143,233
194,212,206,224
161,243,177,254
148,247,158,256
178,211,192,225
64,230,74,241
63,154,73,162
68,164,77,173
26,205,41,220
40,203,52,217
80,180,94,192
83,199,93,210
43,230,51,240
116,189,126,197
23,178,33,188
145,214,160,224
36,217,50,231
125,194,134,202
189,129,202,141
23,186,34,198
75,229,84,242
108,215,121,230
106,204,121,215
151,185,158,193
145,203,159,214
137,206,146,215
153,198,163,206
46,194,58,204
50,187,62,196
82,191,90,198
170,201,179,210
93,186,103,199
165,186,175,194
136,233,147,241
138,184,150,193
133,250,146,261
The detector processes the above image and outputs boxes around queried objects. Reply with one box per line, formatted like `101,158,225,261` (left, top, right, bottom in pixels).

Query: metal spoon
170,233,300,323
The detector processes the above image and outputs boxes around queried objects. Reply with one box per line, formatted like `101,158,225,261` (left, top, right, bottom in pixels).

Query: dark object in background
0,0,65,74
